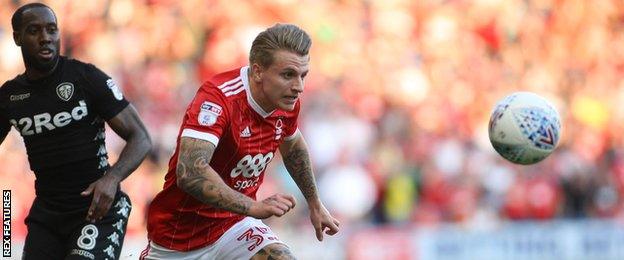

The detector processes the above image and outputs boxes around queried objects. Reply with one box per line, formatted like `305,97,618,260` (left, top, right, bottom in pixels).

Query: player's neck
24,57,59,81
248,80,276,113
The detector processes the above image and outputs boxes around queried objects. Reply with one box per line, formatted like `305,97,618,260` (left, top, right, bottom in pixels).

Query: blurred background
2,0,624,259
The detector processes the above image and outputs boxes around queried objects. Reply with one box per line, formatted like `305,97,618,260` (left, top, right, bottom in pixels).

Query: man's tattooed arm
176,137,255,215
280,131,341,241
279,131,320,205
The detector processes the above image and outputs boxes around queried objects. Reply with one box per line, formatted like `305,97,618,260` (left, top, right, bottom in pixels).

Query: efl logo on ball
488,92,562,165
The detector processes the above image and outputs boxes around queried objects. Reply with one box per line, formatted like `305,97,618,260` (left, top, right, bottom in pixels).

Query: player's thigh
65,193,132,260
22,220,66,260
251,243,296,260
140,241,212,260
215,217,292,259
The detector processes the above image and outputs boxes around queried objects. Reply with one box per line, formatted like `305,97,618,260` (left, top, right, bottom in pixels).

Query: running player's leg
251,243,296,260
140,241,214,260
22,219,66,260
22,199,66,260
216,217,294,259
143,217,293,260
65,192,131,260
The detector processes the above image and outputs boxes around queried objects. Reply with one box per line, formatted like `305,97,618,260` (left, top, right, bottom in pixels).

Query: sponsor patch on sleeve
198,101,222,126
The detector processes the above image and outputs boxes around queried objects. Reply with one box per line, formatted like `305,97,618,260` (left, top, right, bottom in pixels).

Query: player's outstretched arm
279,130,340,241
82,104,152,222
177,137,296,219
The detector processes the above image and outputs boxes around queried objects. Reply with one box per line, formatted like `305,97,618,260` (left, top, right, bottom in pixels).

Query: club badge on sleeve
198,101,222,126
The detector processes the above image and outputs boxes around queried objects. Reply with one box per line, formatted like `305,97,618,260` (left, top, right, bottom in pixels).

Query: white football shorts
140,217,286,260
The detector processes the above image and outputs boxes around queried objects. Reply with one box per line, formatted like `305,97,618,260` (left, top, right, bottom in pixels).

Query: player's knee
250,243,296,260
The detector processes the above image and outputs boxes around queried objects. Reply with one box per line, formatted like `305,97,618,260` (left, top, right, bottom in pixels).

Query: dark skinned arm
81,104,152,222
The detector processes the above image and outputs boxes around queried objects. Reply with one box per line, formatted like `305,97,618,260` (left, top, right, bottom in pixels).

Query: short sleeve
0,109,10,138
180,83,229,147
82,64,129,120
283,101,301,141
0,88,11,137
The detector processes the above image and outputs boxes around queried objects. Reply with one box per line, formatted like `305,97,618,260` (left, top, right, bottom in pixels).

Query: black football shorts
22,191,132,260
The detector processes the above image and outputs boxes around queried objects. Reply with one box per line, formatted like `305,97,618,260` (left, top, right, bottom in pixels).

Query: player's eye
47,26,58,34
27,27,39,34
282,72,294,79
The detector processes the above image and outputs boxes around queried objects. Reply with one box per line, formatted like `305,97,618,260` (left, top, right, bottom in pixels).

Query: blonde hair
249,23,311,67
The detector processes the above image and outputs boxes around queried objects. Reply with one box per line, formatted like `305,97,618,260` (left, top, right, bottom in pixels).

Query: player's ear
13,31,22,46
251,63,263,82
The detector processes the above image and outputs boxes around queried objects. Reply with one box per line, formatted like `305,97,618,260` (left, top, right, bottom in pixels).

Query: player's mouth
38,48,54,60
283,95,298,104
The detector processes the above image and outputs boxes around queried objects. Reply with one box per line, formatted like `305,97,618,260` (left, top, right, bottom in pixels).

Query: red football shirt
147,66,300,251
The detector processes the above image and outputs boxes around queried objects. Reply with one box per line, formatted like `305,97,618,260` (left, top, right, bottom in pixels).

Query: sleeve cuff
181,129,219,146
284,128,300,141
103,100,129,120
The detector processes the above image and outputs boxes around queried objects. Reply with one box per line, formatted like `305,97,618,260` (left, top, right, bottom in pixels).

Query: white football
488,92,562,165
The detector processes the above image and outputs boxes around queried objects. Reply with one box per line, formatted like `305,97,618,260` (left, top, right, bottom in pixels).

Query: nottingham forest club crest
56,82,74,101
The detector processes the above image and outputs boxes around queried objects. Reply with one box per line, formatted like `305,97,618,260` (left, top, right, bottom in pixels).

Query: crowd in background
2,0,624,242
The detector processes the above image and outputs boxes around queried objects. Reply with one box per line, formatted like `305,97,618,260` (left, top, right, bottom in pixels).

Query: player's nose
40,30,52,44
292,78,304,93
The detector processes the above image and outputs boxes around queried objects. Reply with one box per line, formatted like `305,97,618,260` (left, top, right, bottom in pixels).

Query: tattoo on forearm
283,148,318,201
176,138,251,215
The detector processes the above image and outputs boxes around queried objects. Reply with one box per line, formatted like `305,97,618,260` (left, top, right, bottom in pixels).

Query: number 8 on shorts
77,224,99,250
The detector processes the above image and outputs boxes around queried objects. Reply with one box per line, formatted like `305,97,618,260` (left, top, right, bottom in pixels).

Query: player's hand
308,201,340,241
81,173,121,223
248,193,296,219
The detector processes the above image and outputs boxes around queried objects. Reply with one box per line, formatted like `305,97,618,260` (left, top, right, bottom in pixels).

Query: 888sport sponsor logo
231,152,273,190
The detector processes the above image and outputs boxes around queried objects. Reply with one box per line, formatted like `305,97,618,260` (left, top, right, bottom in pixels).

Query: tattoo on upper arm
283,147,318,201
176,138,251,215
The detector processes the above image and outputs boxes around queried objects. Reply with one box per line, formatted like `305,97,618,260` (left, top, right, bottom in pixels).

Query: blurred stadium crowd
2,0,624,245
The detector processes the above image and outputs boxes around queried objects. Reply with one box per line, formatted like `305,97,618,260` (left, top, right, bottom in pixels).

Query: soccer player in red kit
143,24,340,259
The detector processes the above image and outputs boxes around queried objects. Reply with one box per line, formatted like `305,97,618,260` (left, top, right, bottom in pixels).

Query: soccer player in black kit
0,3,152,260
